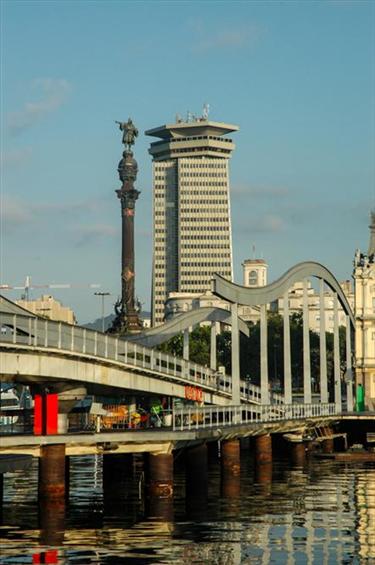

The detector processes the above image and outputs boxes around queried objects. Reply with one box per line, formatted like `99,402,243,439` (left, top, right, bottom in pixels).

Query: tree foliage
159,314,347,399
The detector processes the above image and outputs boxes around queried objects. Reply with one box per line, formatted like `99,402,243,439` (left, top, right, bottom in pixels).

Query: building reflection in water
1,455,374,563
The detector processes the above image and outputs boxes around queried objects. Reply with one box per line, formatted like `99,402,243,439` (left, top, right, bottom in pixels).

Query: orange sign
185,385,203,403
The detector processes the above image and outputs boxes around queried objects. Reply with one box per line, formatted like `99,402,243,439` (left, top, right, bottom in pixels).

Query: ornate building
353,211,375,410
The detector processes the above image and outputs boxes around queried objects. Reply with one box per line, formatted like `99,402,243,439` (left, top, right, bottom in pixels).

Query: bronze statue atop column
108,118,142,335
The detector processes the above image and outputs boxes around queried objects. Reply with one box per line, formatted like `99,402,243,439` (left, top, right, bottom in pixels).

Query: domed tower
242,258,268,288
353,210,375,410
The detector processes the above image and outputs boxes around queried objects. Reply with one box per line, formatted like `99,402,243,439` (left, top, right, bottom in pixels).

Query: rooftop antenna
252,244,256,259
202,103,210,120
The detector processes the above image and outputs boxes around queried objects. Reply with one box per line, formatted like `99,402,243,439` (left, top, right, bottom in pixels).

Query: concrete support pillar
58,413,68,434
186,443,208,498
255,435,273,488
255,434,272,465
290,442,306,466
333,293,342,411
346,317,354,412
183,329,189,361
283,290,292,405
303,278,312,404
322,438,334,454
146,453,173,520
260,304,269,404
210,322,217,371
231,302,240,405
221,439,241,498
39,444,66,500
319,278,328,404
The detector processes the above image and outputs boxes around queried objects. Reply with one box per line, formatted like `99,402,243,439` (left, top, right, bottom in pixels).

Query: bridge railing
172,402,338,431
0,313,280,404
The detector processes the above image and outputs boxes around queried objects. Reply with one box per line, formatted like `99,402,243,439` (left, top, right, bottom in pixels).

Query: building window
248,270,258,286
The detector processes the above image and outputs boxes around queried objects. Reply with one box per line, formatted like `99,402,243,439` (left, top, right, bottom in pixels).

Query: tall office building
146,115,238,325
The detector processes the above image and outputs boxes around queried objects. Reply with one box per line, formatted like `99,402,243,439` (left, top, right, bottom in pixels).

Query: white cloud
1,195,34,230
1,147,33,168
7,79,71,135
191,22,263,53
72,223,119,246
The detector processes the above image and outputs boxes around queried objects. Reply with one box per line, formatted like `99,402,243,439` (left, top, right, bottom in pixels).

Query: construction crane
0,275,101,300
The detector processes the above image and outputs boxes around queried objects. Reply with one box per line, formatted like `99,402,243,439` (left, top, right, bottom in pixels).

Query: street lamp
94,292,110,333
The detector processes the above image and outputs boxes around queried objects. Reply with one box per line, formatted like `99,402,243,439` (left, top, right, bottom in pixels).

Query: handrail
0,313,279,405
172,403,338,431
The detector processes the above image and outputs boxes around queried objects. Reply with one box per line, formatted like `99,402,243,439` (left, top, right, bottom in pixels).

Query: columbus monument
108,118,143,334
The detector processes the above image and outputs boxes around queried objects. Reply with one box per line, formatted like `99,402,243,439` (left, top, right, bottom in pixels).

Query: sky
1,0,374,324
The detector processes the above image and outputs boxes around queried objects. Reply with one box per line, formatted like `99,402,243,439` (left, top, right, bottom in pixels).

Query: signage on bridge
184,385,203,403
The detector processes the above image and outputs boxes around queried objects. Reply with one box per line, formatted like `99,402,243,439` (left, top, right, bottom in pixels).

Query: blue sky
1,0,374,323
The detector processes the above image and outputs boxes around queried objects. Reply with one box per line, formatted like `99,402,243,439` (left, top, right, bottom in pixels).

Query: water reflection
1,453,374,563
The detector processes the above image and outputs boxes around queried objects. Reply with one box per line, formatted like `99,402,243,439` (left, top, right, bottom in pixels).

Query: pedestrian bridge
0,260,355,413
0,296,273,406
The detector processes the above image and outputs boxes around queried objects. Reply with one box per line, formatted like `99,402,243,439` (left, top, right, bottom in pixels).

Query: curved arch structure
211,261,355,412
126,306,249,348
212,261,354,327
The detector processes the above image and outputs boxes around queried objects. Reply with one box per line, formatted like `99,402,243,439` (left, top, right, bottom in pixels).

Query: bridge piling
255,434,272,465
38,444,66,500
146,453,174,520
221,439,241,497
290,442,306,466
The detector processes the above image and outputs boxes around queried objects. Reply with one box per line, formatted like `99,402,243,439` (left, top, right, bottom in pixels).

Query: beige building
275,279,354,334
146,113,238,326
16,294,76,324
353,211,375,410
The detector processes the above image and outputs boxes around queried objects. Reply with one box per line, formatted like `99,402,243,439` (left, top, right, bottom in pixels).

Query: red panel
32,553,41,564
33,394,42,435
45,550,58,563
45,393,58,435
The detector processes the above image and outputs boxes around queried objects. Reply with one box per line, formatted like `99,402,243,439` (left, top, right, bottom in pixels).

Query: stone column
231,302,240,405
283,290,292,405
333,293,342,411
260,304,269,404
303,278,312,404
221,439,241,498
320,278,328,403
